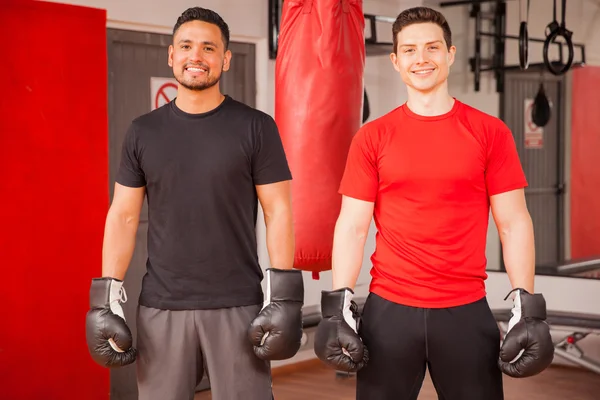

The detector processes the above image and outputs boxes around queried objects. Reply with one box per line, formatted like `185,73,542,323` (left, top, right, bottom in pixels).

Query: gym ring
542,20,574,75
519,21,529,70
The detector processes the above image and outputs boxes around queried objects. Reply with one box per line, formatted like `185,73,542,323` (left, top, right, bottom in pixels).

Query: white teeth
413,70,433,74
187,67,206,72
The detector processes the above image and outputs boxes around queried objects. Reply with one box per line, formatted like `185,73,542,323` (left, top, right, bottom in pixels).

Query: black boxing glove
498,288,554,377
248,268,304,360
85,277,137,367
314,288,368,372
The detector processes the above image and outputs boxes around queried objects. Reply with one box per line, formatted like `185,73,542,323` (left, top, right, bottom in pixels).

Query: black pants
356,293,504,400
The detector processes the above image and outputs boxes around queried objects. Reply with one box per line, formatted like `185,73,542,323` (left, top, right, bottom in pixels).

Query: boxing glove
86,277,137,367
498,288,554,377
314,288,368,372
248,268,304,360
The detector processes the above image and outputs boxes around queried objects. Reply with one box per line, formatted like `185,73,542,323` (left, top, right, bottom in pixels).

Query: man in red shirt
314,7,554,400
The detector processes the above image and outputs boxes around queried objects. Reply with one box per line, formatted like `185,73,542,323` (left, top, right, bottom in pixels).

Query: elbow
354,225,370,241
336,217,370,243
123,214,140,226
263,209,292,231
263,202,292,223
497,222,511,240
497,213,533,240
107,207,140,227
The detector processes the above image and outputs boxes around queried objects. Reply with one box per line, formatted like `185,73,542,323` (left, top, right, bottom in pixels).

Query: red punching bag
275,0,365,279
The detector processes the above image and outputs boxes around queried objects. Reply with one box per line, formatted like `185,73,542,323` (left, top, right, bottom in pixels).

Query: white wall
46,0,268,38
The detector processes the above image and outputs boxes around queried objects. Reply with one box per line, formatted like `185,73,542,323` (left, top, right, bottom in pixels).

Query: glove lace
112,286,128,305
349,301,362,331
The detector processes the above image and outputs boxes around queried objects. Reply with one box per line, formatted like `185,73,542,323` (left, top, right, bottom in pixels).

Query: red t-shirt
339,99,528,308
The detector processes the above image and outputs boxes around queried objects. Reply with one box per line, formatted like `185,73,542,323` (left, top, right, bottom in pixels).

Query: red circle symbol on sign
155,82,178,109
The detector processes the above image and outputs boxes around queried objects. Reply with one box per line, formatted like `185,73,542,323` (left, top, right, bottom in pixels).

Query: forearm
499,214,535,293
332,218,368,290
101,210,139,280
264,209,294,270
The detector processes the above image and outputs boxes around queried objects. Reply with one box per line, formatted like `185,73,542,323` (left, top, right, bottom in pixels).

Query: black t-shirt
116,96,292,310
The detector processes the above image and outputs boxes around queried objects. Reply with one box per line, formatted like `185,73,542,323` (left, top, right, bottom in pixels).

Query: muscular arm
332,196,374,290
257,180,294,270
102,183,146,280
490,188,535,293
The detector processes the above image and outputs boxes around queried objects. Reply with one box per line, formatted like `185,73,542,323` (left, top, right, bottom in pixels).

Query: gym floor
195,361,600,400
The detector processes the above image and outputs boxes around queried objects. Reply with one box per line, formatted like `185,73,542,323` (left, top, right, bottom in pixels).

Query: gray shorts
136,304,273,400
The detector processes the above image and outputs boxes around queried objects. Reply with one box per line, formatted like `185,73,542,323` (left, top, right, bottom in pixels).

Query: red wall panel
570,67,600,259
0,1,109,398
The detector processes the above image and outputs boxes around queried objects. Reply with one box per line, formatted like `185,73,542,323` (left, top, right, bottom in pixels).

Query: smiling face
390,22,456,94
168,20,231,92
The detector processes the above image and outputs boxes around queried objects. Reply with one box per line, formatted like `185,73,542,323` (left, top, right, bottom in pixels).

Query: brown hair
392,7,452,53
173,7,230,50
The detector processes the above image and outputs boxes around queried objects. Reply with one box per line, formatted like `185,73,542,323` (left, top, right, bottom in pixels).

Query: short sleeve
252,115,292,185
338,127,379,202
485,122,528,196
115,123,146,188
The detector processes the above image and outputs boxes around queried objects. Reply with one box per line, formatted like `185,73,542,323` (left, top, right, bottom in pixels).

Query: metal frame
439,0,586,92
364,14,395,56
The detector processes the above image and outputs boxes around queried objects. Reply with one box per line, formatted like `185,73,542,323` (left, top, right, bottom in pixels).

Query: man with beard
85,7,304,400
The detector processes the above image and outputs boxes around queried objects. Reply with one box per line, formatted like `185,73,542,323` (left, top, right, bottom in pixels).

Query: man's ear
168,45,174,67
222,49,232,72
447,45,456,68
390,52,400,73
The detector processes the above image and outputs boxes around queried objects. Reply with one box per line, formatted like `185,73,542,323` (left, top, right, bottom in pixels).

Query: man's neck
405,83,455,117
175,85,225,114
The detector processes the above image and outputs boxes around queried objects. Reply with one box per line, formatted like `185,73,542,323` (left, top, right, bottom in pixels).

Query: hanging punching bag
532,82,551,127
275,0,365,279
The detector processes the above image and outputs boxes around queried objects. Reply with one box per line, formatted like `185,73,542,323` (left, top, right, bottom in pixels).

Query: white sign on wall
524,98,544,149
150,77,178,111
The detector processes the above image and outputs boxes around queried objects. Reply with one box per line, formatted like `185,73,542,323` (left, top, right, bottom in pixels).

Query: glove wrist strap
265,268,304,303
505,288,547,320
89,277,127,320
